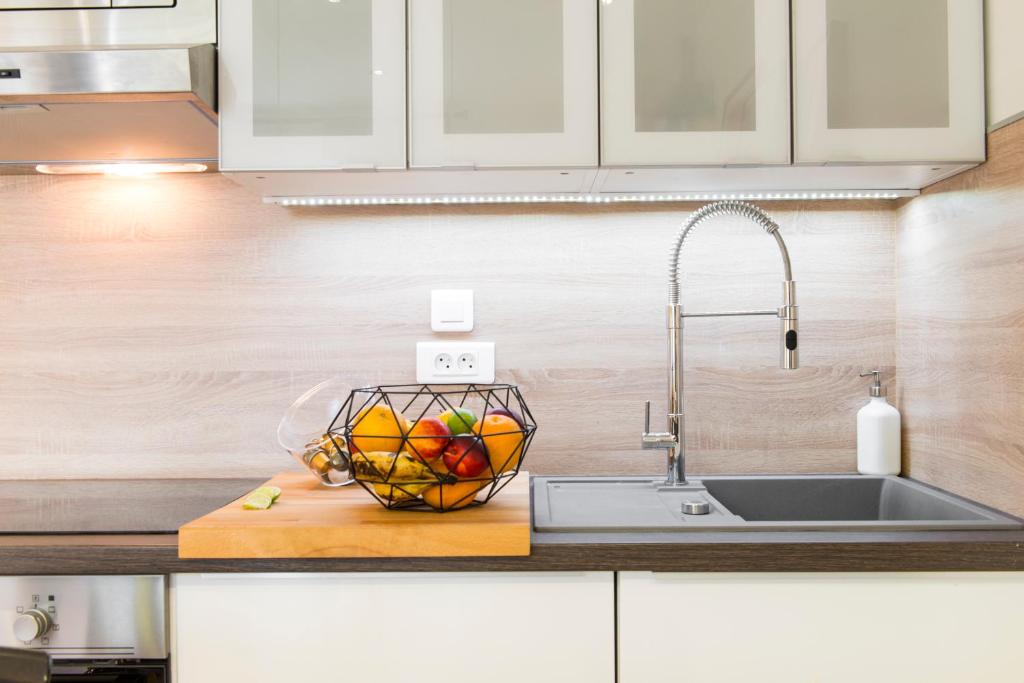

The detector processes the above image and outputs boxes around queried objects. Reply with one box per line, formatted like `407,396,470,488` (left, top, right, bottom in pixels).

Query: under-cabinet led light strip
269,191,916,206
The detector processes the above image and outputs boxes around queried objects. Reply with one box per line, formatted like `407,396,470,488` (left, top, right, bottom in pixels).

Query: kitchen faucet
642,201,799,486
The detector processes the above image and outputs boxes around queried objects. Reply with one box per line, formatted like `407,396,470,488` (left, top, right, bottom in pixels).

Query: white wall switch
416,341,495,384
431,289,474,332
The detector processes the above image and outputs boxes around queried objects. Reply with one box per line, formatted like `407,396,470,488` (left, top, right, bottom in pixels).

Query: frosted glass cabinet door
793,0,984,164
409,0,598,168
219,0,406,171
601,0,790,166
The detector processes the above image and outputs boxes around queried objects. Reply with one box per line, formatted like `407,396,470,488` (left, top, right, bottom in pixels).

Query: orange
473,415,525,473
421,480,487,511
349,404,406,454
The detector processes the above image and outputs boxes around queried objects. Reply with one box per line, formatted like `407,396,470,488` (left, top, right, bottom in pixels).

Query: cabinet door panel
410,0,598,168
601,0,790,166
220,0,406,171
793,0,984,164
618,572,1024,683
172,572,614,683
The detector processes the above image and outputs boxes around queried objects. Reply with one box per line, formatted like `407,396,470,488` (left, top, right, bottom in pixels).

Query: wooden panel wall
896,120,1024,516
0,173,895,479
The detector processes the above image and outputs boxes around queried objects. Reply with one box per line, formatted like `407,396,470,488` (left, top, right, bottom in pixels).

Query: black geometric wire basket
325,384,536,511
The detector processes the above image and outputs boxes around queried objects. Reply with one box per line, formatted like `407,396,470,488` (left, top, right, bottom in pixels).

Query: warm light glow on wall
35,163,208,177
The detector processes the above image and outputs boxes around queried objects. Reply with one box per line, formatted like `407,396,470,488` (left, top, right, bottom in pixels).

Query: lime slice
242,492,274,510
254,485,282,501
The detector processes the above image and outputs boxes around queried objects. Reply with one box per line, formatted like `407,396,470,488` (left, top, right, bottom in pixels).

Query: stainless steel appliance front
0,576,166,660
0,0,213,49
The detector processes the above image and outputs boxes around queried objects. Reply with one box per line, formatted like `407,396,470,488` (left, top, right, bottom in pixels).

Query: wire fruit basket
324,384,535,511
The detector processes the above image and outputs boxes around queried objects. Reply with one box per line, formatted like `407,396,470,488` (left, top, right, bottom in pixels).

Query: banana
372,482,433,503
352,451,435,483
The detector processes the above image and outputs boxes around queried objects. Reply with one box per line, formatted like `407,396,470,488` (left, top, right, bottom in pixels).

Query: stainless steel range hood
0,44,217,172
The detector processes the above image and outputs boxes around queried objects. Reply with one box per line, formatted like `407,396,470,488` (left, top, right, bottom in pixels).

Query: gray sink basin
532,475,1023,532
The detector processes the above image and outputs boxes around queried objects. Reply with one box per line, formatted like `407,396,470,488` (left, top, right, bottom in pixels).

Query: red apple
442,435,490,478
485,406,525,428
403,416,451,461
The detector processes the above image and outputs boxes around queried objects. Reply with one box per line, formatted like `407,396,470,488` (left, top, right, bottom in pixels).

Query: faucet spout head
780,280,799,369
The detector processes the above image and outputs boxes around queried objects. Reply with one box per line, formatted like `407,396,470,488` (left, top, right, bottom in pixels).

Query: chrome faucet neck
642,201,800,486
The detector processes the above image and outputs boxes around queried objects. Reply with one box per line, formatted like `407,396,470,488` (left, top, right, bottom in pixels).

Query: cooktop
0,478,264,534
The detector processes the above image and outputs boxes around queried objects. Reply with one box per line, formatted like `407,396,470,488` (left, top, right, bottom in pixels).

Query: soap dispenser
857,370,901,475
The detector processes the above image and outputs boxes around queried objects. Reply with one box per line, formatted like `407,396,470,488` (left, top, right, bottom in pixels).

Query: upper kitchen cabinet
219,0,406,171
793,0,985,165
600,0,791,166
408,0,598,169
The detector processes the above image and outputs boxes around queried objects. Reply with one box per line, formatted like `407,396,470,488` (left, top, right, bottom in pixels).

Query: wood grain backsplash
0,173,895,479
896,120,1024,517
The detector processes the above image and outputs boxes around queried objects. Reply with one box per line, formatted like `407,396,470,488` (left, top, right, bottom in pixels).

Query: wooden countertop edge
0,534,1022,574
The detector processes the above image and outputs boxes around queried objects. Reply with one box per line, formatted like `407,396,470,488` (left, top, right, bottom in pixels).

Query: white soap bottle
857,370,901,475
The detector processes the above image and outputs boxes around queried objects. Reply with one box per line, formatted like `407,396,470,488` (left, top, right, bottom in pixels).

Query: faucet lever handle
644,400,651,433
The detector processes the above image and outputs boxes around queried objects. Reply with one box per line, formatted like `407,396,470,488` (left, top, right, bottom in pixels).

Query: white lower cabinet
617,572,1024,683
171,572,614,683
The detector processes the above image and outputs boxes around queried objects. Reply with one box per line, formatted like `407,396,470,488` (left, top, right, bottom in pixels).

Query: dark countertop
1,477,1022,574
0,478,263,533
1,529,1022,575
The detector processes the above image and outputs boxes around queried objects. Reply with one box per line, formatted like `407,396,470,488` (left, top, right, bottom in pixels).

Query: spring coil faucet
642,201,799,485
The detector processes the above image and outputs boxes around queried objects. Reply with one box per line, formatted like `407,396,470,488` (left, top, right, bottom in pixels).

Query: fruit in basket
351,451,434,483
438,407,477,435
442,435,490,478
402,416,451,461
473,415,525,474
353,451,437,503
485,406,525,428
372,481,433,503
350,404,406,454
421,480,487,511
426,454,451,477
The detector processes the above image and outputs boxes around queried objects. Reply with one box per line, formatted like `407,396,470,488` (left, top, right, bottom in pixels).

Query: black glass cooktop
0,478,264,534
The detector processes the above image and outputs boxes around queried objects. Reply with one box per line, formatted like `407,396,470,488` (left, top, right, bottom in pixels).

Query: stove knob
13,609,52,643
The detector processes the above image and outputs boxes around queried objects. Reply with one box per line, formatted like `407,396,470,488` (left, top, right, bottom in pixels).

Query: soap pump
856,370,901,475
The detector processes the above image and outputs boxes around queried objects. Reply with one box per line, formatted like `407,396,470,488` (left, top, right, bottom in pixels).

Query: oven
0,577,168,683
50,661,167,682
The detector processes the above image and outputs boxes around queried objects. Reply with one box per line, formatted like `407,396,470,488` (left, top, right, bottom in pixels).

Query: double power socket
415,342,495,384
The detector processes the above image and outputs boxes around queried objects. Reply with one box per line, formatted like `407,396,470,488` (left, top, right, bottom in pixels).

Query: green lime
441,407,477,435
254,485,282,501
242,492,274,510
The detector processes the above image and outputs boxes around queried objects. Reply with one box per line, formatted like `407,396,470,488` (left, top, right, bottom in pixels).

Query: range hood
0,44,217,172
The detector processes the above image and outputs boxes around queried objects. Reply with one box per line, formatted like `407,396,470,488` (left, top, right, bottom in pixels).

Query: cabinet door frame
408,0,598,169
618,571,1024,683
219,0,407,171
171,572,615,683
793,0,985,164
600,0,791,167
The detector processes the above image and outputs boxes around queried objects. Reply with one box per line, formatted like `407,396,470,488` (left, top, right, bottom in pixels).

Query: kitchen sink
532,475,1023,532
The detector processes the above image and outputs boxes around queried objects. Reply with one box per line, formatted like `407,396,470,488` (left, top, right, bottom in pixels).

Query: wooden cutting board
178,471,531,559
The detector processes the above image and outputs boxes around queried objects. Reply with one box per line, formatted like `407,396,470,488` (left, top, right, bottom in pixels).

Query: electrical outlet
416,342,495,384
434,353,455,372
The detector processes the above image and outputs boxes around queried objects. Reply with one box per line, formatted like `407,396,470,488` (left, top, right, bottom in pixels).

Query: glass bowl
277,378,364,487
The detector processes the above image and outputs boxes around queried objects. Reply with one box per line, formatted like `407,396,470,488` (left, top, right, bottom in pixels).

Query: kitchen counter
1,528,1022,574
1,476,1022,574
